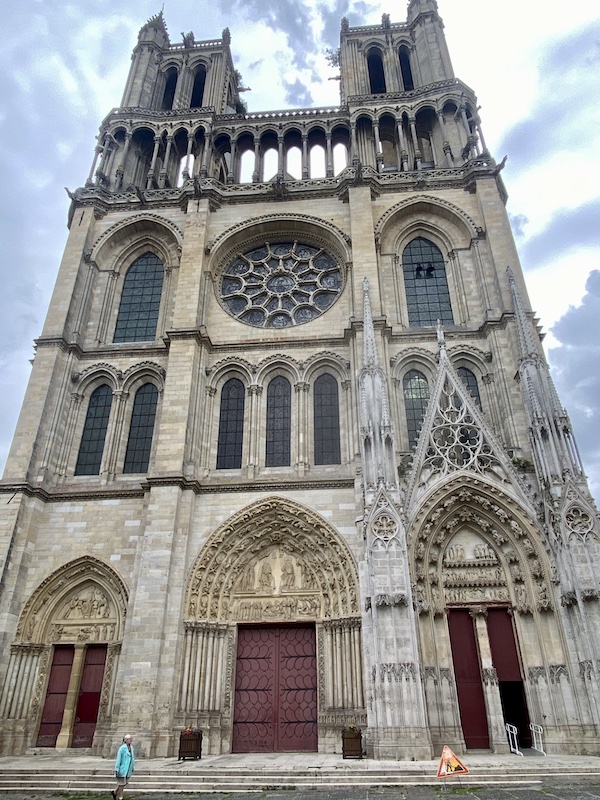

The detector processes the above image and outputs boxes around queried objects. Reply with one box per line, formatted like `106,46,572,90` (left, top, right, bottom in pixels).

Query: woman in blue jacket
112,734,134,800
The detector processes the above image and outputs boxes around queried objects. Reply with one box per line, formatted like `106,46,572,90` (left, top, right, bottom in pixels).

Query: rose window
220,242,344,328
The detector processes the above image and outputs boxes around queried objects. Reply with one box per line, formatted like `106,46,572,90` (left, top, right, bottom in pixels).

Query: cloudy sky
1,0,599,499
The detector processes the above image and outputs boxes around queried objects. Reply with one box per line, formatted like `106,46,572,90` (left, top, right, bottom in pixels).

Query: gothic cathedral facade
1,0,599,760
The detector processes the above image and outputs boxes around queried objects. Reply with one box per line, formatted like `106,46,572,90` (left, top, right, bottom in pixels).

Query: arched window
367,48,387,94
402,237,453,327
75,384,113,476
403,370,429,449
190,65,206,107
399,46,414,91
457,367,482,408
123,383,159,473
113,253,164,343
314,374,341,465
266,376,291,467
216,378,245,469
161,67,178,110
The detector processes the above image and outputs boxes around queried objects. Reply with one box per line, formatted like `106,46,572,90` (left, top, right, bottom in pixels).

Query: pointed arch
408,476,553,618
185,497,359,622
16,557,128,645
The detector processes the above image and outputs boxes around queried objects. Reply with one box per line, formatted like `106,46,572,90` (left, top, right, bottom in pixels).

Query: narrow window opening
367,49,387,94
314,374,341,465
123,383,159,473
216,378,245,469
399,46,414,91
266,376,291,467
75,385,113,476
161,68,178,110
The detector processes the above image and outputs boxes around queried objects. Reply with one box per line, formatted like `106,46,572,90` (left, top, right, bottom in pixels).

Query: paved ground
2,784,600,800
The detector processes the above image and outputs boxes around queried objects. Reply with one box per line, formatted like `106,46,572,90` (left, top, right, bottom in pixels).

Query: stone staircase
0,751,599,794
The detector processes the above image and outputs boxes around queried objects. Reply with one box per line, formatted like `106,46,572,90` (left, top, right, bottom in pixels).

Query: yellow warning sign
437,745,470,778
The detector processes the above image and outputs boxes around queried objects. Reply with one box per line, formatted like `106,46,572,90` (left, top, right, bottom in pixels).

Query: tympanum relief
234,549,323,623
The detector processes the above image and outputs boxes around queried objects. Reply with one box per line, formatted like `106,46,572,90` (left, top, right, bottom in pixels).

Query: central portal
232,624,317,752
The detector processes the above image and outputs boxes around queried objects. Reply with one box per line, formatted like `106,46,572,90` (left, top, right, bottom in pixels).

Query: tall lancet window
367,48,387,94
403,370,429,449
398,45,414,91
161,67,178,110
457,367,482,408
123,383,159,473
216,378,245,470
75,384,113,476
114,252,164,342
266,376,291,467
402,237,453,327
314,373,341,465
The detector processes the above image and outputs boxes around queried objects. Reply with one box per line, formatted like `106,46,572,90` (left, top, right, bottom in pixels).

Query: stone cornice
69,158,499,221
0,476,355,501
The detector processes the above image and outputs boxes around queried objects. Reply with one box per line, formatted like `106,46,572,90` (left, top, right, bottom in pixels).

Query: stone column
408,117,421,170
437,110,454,167
470,607,509,753
301,135,309,179
55,644,86,749
325,132,334,177
146,135,161,189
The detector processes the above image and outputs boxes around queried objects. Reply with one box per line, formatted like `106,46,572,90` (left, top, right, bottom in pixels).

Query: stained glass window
114,252,164,343
314,374,341,465
75,384,113,475
123,383,159,473
220,241,343,328
216,378,245,469
402,238,453,327
457,367,482,408
403,369,429,449
266,376,291,467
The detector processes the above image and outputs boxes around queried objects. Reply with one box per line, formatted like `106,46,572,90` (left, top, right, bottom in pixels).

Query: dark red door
487,609,531,747
232,625,317,752
36,645,74,747
72,645,107,747
448,610,490,749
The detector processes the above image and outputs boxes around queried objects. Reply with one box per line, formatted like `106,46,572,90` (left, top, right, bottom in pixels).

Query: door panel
36,646,74,747
233,625,317,753
233,628,276,752
277,626,317,751
72,645,107,748
448,610,489,749
487,609,531,747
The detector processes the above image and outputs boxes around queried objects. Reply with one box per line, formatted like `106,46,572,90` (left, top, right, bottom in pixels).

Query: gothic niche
234,548,322,622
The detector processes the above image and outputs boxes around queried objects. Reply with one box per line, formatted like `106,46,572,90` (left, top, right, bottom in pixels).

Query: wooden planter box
342,731,363,759
178,731,202,760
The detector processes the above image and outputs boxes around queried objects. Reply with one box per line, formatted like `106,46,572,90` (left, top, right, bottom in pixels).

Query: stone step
0,766,599,793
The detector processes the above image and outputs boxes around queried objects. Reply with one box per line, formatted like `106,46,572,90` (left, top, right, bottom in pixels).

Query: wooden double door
232,624,318,752
448,608,531,749
36,644,106,748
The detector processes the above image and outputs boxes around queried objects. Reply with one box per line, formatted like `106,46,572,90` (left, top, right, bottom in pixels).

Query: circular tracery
219,241,344,328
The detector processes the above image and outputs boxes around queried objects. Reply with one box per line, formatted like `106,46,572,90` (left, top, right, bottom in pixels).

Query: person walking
112,734,134,799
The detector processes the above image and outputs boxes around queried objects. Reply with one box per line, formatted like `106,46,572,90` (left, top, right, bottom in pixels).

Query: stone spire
358,278,397,503
508,267,586,491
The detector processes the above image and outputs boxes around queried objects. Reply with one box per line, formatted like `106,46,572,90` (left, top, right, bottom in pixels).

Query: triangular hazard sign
437,745,469,778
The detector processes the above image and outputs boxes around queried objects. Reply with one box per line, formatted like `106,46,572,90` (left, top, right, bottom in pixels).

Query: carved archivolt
15,557,128,645
410,482,552,616
186,497,359,623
